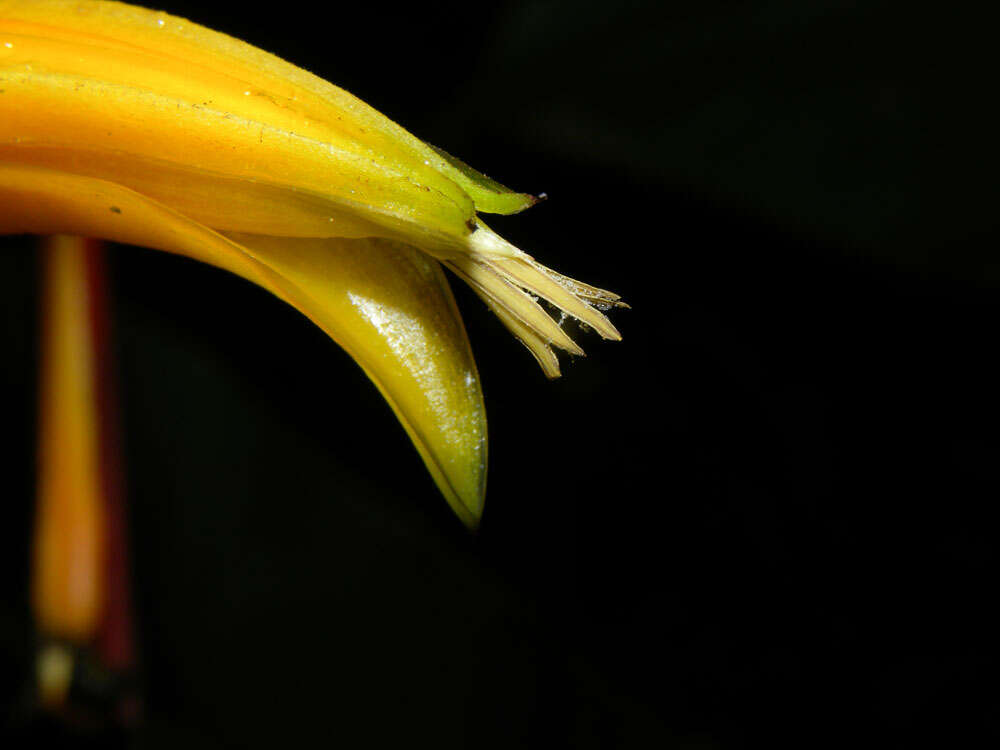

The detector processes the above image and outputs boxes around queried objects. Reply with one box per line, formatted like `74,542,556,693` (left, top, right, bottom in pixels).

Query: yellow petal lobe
0,0,535,215
0,164,487,524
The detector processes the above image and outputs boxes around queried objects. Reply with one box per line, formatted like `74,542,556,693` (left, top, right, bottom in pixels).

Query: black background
2,1,998,747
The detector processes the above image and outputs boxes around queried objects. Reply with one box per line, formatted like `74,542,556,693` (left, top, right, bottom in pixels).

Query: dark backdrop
2,1,997,747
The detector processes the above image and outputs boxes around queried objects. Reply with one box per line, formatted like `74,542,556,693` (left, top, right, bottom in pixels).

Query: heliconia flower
0,0,623,526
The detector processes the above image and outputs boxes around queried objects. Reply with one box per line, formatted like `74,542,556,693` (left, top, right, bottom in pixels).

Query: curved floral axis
0,0,623,526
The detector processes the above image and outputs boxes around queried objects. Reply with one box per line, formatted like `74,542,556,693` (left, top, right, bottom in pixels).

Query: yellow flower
0,0,623,526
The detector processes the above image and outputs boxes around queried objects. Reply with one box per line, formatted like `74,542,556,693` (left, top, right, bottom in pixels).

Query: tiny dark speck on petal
110,206,122,214
466,219,478,232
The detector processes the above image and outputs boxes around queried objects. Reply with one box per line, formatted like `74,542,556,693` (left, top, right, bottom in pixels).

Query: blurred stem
34,235,106,646
32,236,136,713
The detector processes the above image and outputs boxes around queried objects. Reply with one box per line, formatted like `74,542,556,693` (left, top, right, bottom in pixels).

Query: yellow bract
0,0,623,525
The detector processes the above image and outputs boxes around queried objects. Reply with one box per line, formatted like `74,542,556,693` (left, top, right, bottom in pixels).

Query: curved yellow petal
0,67,471,247
227,233,487,526
0,163,487,524
0,0,536,216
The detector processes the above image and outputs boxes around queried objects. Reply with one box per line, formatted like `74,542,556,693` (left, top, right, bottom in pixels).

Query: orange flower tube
33,235,106,645
31,235,138,715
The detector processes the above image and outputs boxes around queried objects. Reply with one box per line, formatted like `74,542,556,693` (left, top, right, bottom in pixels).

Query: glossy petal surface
0,164,487,524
